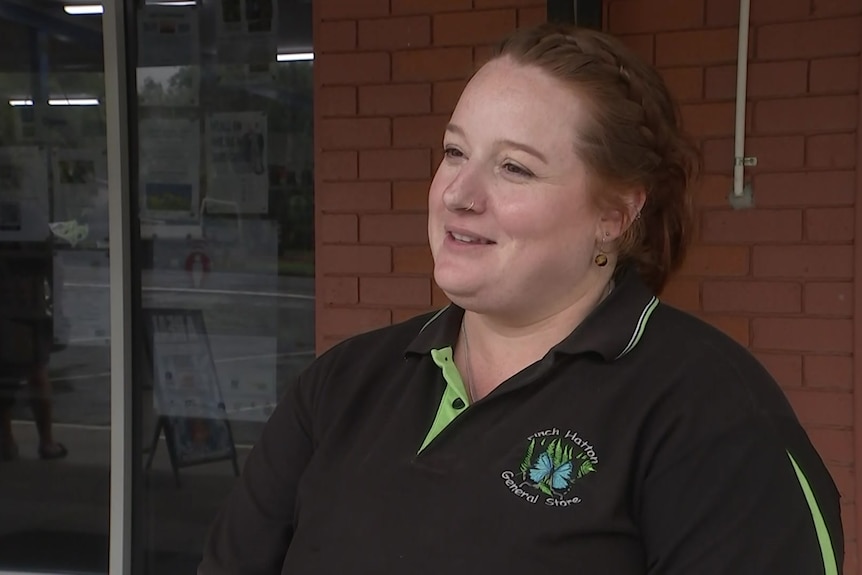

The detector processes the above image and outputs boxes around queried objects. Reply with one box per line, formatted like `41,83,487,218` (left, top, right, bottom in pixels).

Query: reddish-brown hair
493,23,700,293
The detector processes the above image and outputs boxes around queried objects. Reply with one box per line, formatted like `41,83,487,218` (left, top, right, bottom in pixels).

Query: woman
199,23,843,574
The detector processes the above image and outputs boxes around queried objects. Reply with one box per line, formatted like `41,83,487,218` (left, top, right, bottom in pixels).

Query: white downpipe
732,0,754,197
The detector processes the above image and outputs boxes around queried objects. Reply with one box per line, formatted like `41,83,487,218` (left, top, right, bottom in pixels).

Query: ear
598,187,646,241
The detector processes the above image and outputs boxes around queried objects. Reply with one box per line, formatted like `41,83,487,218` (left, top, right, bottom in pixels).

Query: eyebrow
445,123,549,164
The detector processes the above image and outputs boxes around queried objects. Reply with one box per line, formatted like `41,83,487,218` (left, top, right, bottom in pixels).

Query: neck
458,272,614,400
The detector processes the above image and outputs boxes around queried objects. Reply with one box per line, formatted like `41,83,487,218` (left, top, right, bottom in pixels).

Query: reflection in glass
0,1,110,573
133,1,314,572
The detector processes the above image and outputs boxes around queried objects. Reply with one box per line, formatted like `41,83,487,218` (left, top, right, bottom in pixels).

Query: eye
503,162,534,178
443,146,465,159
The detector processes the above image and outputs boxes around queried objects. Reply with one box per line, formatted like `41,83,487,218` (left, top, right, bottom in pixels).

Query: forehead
450,57,586,150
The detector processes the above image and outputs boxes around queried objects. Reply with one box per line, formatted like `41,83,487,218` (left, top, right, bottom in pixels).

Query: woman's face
428,57,616,322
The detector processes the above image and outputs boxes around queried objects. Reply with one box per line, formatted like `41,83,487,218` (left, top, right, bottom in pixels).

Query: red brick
517,6,546,27
393,180,430,211
360,277,432,307
660,67,703,102
681,102,735,137
755,96,857,135
753,245,853,278
754,318,853,353
391,0,472,14
700,314,750,346
433,79,469,114
318,182,391,213
609,0,704,34
360,213,428,244
702,209,802,243
659,277,701,311
475,0,543,6
678,245,750,277
393,245,434,273
319,151,358,181
360,149,431,180
394,115,448,148
806,134,857,169
318,21,357,52
474,45,498,67
319,53,390,85
618,34,655,64
393,48,474,82
810,57,860,94
804,282,853,316
358,16,431,51
808,428,854,465
319,86,356,117
319,307,391,337
812,0,862,17
693,174,733,206
318,0,389,20
434,10,517,46
709,61,809,100
318,245,392,274
783,389,853,427
702,280,801,313
750,0,811,22
754,171,855,207
804,354,853,389
319,118,391,149
755,352,803,387
806,208,854,242
321,214,358,244
705,0,738,27
656,29,738,66
757,18,862,60
432,283,451,307
830,466,856,503
322,277,359,305
359,84,432,117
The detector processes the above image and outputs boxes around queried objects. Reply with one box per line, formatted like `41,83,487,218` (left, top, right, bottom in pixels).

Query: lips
447,230,494,245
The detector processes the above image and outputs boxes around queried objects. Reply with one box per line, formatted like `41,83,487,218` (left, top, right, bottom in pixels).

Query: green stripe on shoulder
787,451,839,575
614,296,659,360
419,305,449,333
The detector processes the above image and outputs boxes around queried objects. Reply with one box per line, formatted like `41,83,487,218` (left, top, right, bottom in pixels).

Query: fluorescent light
9,99,34,106
64,4,103,15
277,52,314,62
49,98,100,106
152,1,196,4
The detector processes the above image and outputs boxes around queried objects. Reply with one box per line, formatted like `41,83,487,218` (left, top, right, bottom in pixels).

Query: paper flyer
205,111,268,214
139,117,201,219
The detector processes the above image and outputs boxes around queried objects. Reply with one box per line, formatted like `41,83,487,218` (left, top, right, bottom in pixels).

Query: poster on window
139,117,201,220
51,149,107,245
215,0,277,65
0,146,50,242
205,111,268,214
138,5,199,68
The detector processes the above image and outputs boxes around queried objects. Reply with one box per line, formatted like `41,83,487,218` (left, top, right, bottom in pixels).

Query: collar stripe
615,296,659,360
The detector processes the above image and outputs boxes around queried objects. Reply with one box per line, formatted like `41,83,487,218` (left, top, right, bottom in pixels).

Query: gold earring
594,233,609,267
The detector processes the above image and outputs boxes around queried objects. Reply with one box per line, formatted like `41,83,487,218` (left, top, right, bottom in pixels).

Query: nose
441,163,483,213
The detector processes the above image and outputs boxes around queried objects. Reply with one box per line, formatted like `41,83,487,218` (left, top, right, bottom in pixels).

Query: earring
594,232,609,267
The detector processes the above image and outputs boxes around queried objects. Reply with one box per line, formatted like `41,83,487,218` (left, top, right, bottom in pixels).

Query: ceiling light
9,99,34,106
64,4,104,15
277,52,314,62
49,98,100,106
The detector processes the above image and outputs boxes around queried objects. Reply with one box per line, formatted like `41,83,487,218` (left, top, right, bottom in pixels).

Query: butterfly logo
519,437,596,498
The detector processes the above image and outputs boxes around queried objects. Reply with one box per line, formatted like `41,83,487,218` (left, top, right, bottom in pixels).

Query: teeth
451,232,481,243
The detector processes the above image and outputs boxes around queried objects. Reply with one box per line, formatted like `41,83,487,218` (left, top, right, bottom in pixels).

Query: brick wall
314,0,861,570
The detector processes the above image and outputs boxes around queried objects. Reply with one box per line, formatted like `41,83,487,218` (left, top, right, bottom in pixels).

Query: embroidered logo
501,428,598,507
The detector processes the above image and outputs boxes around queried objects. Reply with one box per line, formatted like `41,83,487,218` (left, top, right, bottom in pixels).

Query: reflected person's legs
27,365,67,459
0,395,18,460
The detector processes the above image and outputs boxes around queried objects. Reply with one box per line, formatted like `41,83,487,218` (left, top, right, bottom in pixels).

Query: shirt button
452,397,466,410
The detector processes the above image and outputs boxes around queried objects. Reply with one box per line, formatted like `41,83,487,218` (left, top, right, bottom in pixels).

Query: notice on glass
139,118,201,219
216,0,277,65
51,149,107,239
138,5,199,68
0,146,50,242
205,111,268,214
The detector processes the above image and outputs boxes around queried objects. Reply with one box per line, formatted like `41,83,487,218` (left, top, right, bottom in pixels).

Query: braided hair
493,23,700,294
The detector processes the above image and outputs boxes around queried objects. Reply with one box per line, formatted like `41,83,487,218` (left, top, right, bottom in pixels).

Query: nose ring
465,201,475,211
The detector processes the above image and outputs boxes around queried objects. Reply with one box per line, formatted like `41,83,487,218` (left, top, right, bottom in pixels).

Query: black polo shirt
199,267,844,575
